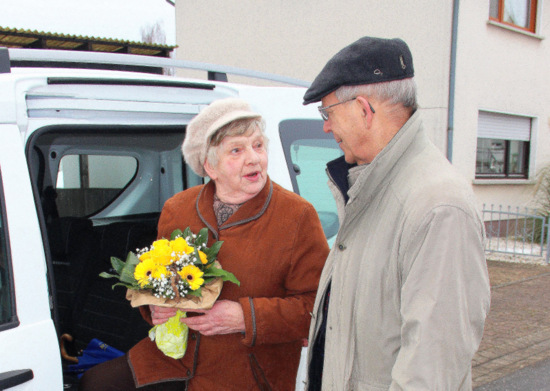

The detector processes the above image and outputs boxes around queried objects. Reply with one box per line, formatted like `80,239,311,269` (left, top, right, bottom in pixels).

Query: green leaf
195,228,208,248
112,281,138,290
99,272,120,280
183,227,192,240
205,266,240,286
118,252,139,284
126,251,141,266
170,229,183,240
203,240,223,261
110,256,125,275
186,287,203,297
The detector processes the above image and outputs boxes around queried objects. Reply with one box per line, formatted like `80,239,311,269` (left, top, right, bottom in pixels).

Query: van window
55,154,138,217
0,171,15,327
279,120,342,246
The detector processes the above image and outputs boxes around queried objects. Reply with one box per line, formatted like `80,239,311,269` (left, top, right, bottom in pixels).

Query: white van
0,48,340,390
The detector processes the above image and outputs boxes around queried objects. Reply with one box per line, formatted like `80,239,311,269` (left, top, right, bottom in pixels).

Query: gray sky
0,0,176,44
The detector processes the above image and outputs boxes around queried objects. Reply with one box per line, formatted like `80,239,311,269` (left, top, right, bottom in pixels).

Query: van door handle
0,369,34,389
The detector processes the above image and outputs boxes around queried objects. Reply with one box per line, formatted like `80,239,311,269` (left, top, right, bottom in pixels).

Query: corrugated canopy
0,26,175,57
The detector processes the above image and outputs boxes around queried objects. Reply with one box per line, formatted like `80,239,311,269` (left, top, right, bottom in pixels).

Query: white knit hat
182,98,262,177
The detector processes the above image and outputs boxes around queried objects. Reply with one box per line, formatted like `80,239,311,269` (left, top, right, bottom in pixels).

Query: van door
0,124,63,390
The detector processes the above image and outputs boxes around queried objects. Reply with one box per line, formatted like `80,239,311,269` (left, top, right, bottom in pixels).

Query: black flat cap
303,36,414,105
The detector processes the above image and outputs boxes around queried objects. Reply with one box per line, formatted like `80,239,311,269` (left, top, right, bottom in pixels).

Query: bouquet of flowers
100,227,239,359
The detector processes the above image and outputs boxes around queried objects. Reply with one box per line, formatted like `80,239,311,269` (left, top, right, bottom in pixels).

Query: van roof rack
1,48,311,87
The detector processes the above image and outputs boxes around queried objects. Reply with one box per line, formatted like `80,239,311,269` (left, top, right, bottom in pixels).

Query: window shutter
477,111,531,141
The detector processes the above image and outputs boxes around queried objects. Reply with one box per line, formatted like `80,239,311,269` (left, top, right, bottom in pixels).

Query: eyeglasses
318,97,356,121
317,97,375,121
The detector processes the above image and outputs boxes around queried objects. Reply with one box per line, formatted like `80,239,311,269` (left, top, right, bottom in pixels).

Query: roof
0,26,176,58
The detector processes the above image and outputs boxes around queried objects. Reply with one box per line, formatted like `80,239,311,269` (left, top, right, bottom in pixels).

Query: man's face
320,92,372,165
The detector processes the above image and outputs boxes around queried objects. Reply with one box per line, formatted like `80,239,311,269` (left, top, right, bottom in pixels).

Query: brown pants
79,355,187,391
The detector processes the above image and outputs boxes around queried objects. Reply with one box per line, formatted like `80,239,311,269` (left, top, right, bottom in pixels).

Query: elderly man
304,37,491,390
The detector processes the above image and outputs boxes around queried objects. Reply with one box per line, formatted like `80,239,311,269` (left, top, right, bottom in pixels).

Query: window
280,119,341,246
476,111,531,179
55,154,138,217
489,0,537,33
0,170,16,328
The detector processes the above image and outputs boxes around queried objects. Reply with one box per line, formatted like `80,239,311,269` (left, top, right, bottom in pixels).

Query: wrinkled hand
149,305,178,325
181,300,245,336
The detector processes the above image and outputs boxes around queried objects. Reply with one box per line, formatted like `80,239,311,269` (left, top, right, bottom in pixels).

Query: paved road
474,357,550,391
472,266,550,387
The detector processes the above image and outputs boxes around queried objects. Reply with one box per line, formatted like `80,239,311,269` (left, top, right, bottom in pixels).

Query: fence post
497,205,502,251
546,216,550,265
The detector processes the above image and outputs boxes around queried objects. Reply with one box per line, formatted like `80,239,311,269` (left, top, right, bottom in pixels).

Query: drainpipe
447,0,460,162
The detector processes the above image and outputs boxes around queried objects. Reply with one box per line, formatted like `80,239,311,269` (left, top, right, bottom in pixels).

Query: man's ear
356,96,374,118
356,96,375,130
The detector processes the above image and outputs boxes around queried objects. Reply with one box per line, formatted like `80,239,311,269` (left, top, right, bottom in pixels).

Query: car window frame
279,119,341,244
0,168,19,332
279,119,335,194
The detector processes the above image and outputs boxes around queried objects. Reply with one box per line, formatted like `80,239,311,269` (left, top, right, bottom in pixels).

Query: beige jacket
306,111,491,390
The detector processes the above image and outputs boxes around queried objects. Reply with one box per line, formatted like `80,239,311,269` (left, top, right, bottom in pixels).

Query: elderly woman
80,98,329,390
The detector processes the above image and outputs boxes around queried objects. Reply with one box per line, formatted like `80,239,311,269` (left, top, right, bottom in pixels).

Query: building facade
175,0,549,210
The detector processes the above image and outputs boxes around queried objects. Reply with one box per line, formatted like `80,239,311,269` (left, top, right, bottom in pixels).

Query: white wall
175,0,550,210
176,0,453,153
455,0,550,209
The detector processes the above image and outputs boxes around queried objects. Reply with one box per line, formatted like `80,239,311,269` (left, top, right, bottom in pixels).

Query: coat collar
348,110,424,203
326,157,356,204
327,110,424,206
196,177,273,239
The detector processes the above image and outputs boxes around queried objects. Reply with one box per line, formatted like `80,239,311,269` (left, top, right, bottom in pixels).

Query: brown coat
128,178,329,390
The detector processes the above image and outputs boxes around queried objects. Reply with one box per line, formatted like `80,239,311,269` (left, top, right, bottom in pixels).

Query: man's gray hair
335,77,418,111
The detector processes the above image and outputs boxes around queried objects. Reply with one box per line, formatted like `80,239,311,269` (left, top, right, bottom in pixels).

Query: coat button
338,243,346,251
190,333,197,340
187,369,191,376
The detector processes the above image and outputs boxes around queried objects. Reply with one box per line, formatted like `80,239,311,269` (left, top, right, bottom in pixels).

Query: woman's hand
181,300,245,336
149,305,177,325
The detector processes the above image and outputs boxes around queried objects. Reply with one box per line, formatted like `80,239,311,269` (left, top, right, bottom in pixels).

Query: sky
0,0,176,44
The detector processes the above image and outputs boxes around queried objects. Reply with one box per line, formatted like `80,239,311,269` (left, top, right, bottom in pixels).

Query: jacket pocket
249,353,273,391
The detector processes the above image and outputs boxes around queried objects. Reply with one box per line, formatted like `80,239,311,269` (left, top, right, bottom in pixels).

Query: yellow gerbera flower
170,237,194,255
138,251,151,262
178,265,204,291
198,250,208,264
151,265,169,280
134,258,157,288
140,240,173,266
153,239,170,248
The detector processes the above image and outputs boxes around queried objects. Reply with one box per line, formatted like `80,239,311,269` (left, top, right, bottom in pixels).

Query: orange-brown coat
128,178,329,390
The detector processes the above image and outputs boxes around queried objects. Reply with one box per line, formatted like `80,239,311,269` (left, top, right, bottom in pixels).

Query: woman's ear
203,158,217,180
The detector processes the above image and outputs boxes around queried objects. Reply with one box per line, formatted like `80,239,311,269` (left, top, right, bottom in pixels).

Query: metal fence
482,204,550,264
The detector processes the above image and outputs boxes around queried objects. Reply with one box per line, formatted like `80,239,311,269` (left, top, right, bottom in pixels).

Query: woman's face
204,128,268,204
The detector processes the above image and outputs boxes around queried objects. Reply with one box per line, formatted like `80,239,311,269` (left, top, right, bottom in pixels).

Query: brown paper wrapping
126,277,223,310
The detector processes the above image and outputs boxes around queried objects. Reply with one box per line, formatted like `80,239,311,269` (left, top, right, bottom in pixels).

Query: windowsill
473,178,536,185
487,20,544,40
